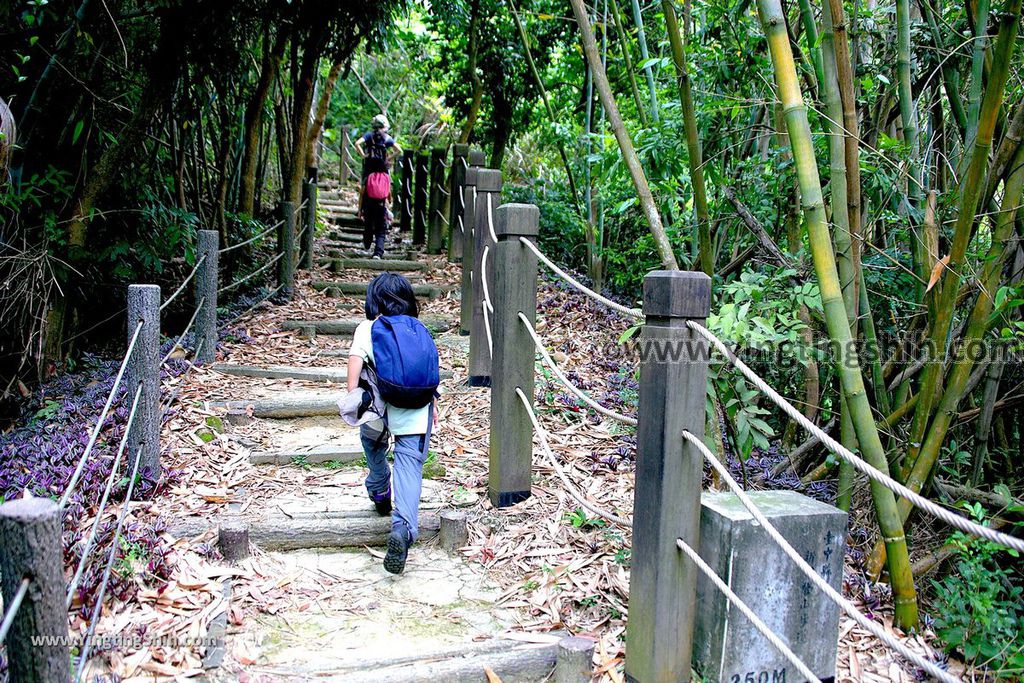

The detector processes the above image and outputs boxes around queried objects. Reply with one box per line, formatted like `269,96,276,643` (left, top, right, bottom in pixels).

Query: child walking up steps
341,273,441,574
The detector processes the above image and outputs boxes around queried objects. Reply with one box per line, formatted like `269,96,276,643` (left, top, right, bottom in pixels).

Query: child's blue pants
361,424,431,542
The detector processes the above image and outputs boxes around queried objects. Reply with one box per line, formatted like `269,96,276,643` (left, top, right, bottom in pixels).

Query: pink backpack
366,171,391,200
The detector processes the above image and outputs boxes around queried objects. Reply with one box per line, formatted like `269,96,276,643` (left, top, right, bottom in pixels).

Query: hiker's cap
372,114,389,131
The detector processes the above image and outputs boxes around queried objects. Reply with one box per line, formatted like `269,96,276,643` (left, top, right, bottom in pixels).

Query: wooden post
556,637,596,683
468,169,502,386
459,166,480,336
413,150,429,245
301,171,317,270
400,149,414,237
439,510,469,552
195,230,219,364
448,143,469,262
488,203,539,506
625,270,711,683
278,200,296,300
0,498,71,682
340,125,351,184
218,519,251,562
127,283,161,481
426,147,446,254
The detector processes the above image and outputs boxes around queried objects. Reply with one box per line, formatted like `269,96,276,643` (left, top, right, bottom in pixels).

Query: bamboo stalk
757,0,919,628
663,0,713,275
568,0,679,269
610,0,649,126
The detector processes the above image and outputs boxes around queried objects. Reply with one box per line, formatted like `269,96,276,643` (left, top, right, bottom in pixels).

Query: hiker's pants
361,423,432,542
362,199,388,257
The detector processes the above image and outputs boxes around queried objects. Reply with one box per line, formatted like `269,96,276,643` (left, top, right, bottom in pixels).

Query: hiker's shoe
372,254,382,260
370,488,392,516
383,525,411,574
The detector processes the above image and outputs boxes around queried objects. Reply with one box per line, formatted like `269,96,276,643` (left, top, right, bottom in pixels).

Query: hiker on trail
341,273,441,574
355,114,402,260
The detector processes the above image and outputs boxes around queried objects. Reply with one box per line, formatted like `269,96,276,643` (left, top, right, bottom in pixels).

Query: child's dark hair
365,272,418,319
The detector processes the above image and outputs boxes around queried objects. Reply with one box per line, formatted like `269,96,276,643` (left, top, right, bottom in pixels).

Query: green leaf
72,120,84,145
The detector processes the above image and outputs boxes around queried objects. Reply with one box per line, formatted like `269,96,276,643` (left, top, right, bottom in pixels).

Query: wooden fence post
468,168,502,387
301,170,317,270
426,146,446,254
0,498,71,681
278,200,296,300
400,149,414,237
340,125,351,184
195,230,219,364
488,203,539,507
448,143,469,262
413,150,429,245
459,165,480,336
127,283,161,481
625,270,711,683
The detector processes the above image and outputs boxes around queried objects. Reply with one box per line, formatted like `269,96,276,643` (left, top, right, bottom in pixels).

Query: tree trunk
459,0,483,144
240,30,285,217
306,59,345,170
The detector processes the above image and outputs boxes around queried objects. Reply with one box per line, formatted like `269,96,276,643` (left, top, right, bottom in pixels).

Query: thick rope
519,238,642,318
219,221,280,255
220,283,286,329
75,421,146,682
59,321,143,508
0,578,30,643
675,537,823,683
519,313,637,425
161,297,205,366
483,301,494,357
219,252,283,294
481,245,495,313
66,385,143,608
485,192,498,244
160,254,206,312
687,320,1024,554
514,388,631,526
435,210,450,225
683,431,958,682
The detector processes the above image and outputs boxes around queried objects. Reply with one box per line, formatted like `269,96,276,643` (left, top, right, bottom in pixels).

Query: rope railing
518,312,637,425
159,255,206,312
74,420,146,682
515,388,631,526
687,319,1024,554
519,238,642,318
480,245,495,356
220,283,286,329
219,221,280,255
161,297,205,366
682,430,958,682
485,193,498,244
435,210,449,225
65,385,143,609
59,321,144,508
218,253,283,295
674,537,823,683
0,577,30,644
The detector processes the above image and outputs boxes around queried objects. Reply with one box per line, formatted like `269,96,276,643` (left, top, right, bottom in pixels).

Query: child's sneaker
383,525,411,574
370,488,392,516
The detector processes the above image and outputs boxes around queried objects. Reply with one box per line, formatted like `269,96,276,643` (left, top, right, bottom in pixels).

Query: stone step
330,258,426,273
312,280,451,299
211,395,342,418
213,363,346,383
249,447,362,466
323,248,416,261
281,315,455,336
317,638,564,683
168,512,440,550
328,232,362,243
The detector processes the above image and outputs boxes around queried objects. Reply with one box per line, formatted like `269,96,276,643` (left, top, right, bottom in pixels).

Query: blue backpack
371,315,440,409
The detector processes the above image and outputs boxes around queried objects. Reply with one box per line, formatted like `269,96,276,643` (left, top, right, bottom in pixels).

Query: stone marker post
488,203,539,507
426,146,447,254
625,270,711,683
556,637,597,683
400,150,414,237
127,283,161,481
413,150,429,245
340,125,351,184
448,143,469,262
301,170,317,270
468,168,502,387
693,490,846,682
0,498,71,681
459,165,480,336
195,230,219,364
277,200,296,300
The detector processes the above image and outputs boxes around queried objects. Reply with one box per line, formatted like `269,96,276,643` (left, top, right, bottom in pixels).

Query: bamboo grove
3,0,1024,665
